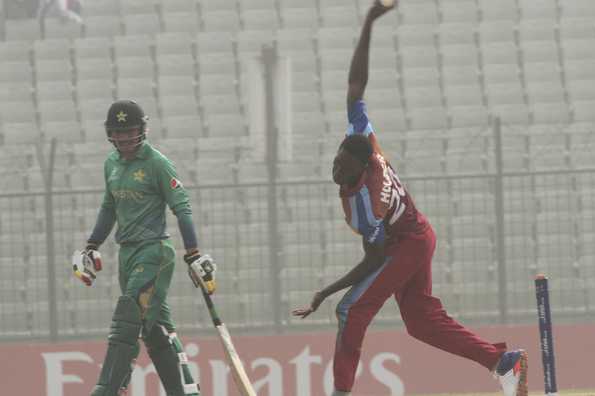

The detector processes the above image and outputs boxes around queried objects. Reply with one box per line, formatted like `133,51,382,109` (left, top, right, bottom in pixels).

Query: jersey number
387,167,406,225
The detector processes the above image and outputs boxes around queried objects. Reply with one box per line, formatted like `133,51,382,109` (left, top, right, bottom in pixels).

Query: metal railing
1,166,594,341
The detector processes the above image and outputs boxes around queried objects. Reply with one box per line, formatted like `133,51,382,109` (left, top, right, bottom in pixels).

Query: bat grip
200,286,222,327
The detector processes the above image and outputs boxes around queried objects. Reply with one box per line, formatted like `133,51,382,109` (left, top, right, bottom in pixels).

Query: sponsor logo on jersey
112,189,144,202
170,178,183,189
108,168,119,181
368,226,381,243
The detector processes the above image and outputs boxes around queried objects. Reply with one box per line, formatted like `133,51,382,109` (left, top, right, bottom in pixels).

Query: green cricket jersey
99,142,192,245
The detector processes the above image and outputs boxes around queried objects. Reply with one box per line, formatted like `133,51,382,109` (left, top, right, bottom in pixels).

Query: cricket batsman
292,2,528,395
73,99,216,395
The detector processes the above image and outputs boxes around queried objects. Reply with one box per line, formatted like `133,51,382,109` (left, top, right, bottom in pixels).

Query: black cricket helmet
104,99,148,150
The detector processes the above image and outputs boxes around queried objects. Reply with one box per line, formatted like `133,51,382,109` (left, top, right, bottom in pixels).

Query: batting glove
72,244,102,286
184,250,217,294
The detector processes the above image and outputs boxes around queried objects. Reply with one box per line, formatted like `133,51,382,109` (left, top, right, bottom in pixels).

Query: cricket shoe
495,349,528,396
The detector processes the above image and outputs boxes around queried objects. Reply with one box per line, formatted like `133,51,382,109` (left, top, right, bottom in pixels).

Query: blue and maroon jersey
340,100,428,246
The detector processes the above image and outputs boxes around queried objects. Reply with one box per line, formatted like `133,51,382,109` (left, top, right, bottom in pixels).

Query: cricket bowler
74,99,216,395
292,2,528,395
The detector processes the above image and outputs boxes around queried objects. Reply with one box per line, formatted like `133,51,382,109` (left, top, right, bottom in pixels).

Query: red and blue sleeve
347,100,375,137
345,186,386,245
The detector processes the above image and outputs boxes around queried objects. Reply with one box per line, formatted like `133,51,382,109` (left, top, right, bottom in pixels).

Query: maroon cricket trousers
333,225,507,391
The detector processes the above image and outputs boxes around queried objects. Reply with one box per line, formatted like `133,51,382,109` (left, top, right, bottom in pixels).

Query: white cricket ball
380,0,395,7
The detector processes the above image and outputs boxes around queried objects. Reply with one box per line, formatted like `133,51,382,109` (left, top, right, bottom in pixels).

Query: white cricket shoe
495,349,528,396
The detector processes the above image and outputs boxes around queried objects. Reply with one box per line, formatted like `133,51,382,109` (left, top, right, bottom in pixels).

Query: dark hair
339,134,373,165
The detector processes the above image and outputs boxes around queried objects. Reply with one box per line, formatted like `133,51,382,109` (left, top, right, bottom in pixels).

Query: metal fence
1,168,594,341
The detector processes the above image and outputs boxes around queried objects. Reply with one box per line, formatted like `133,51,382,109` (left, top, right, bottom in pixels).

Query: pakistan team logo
133,169,145,182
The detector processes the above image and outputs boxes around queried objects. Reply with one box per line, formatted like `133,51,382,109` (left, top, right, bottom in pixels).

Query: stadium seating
0,40,32,62
1,0,595,335
82,0,118,17
5,19,41,41
518,0,558,20
83,15,122,37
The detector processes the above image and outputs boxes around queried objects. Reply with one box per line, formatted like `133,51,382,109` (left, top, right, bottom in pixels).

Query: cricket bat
199,287,257,396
